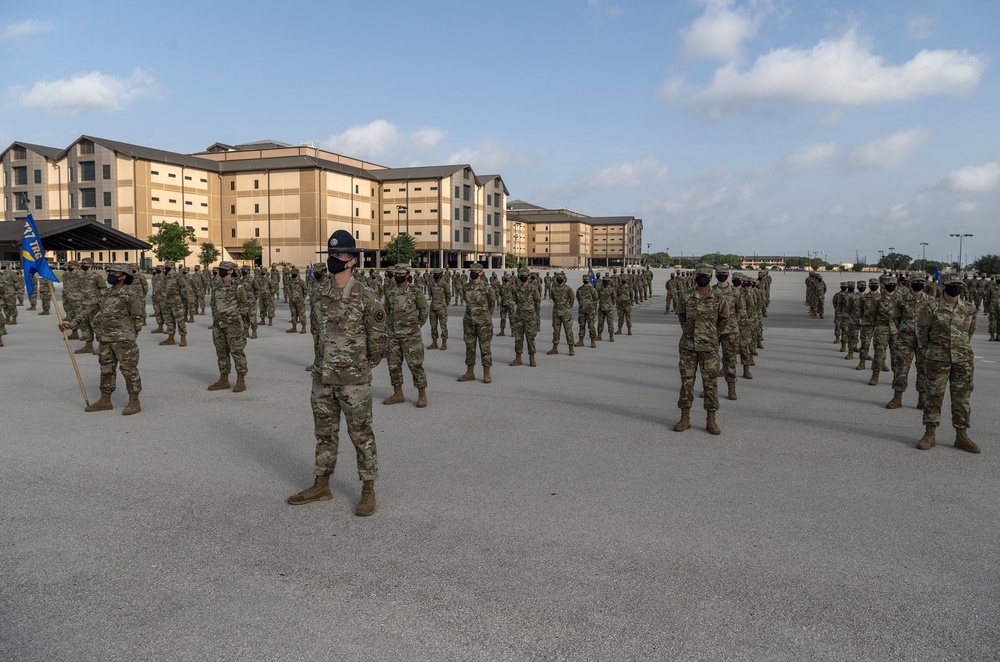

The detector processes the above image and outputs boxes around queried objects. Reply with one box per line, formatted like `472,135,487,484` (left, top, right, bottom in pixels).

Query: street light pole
950,233,972,269
920,242,928,266
396,205,407,263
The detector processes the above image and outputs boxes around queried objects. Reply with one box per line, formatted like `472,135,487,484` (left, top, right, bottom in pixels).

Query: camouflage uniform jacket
428,278,451,307
894,290,929,337
78,270,105,305
317,275,387,386
384,283,428,338
287,277,307,303
211,279,248,329
917,298,977,363
598,282,617,309
464,280,496,323
872,291,899,331
677,289,731,352
711,283,740,335
511,282,541,321
71,286,144,342
550,282,575,312
576,283,599,313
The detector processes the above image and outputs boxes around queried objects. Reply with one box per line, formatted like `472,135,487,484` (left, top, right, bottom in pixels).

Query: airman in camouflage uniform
70,258,105,355
855,279,878,369
60,265,144,415
457,263,496,383
129,266,147,325
0,263,18,326
207,261,249,393
732,274,754,379
158,260,188,347
149,266,165,334
547,270,576,355
289,230,387,516
426,267,451,350
258,268,275,326
596,274,617,342
240,266,258,339
575,273,599,348
286,268,308,333
615,270,633,335
509,266,541,367
192,265,207,315
382,264,429,407
307,262,329,372
868,278,898,385
498,273,515,336
674,264,731,435
844,280,865,361
915,273,979,453
712,265,741,401
887,275,930,410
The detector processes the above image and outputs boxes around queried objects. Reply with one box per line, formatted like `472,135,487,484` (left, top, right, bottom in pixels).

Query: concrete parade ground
1,271,998,661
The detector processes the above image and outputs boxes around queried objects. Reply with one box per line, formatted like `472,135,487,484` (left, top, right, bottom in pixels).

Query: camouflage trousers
891,333,925,395
194,286,206,311
616,303,632,330
719,333,738,383
578,310,597,341
989,313,998,335
259,294,274,320
429,303,448,340
512,316,538,356
922,359,974,429
872,326,897,374
551,308,574,346
310,378,377,481
0,315,6,336
738,323,753,365
846,322,860,353
2,292,18,322
98,340,141,395
678,347,720,412
213,324,248,376
388,334,427,388
858,325,874,358
162,300,187,336
463,315,493,367
184,292,195,319
289,300,306,325
75,305,97,342
243,311,257,332
597,307,615,336
836,312,850,341
152,297,164,326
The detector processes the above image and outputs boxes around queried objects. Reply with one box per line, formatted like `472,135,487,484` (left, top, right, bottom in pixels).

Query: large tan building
1,137,509,269
506,201,643,268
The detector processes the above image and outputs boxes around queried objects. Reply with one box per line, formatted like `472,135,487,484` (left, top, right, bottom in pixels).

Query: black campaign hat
317,229,360,254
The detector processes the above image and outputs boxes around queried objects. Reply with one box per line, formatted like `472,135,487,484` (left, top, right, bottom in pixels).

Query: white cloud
586,0,623,20
12,69,158,117
845,129,929,170
942,162,1000,192
1,19,52,42
906,15,934,41
447,138,533,173
954,201,978,213
784,142,838,171
679,0,759,62
666,29,986,116
323,120,445,161
534,157,668,201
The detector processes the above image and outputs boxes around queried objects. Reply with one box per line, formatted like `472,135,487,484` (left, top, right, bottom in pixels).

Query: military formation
818,269,989,453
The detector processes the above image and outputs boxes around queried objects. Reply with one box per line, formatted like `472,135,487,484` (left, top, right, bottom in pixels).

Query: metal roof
368,164,469,181
66,136,220,171
1,141,63,161
0,218,152,251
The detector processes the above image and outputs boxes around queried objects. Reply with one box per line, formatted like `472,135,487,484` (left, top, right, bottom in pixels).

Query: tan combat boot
84,393,113,412
68,329,80,340
355,480,376,516
706,411,721,435
497,327,505,337
727,382,737,401
287,474,332,505
868,370,879,386
286,324,297,333
568,345,575,356
596,332,603,341
574,338,584,347
74,341,94,354
840,341,847,352
427,339,439,349
855,358,867,371
122,394,141,416
590,338,596,348
29,304,36,311
509,354,522,366
954,428,981,454
267,318,273,326
207,375,230,390
916,425,936,450
845,349,855,360
483,366,491,384
300,326,306,334
528,354,536,367
179,336,187,347
457,365,476,381
440,339,447,350
233,375,246,393
250,329,258,339
150,324,163,334
416,388,427,408
673,408,691,432
547,344,559,355
742,365,753,380
916,392,927,409
159,334,175,346
627,328,632,335
886,391,903,409
383,385,405,405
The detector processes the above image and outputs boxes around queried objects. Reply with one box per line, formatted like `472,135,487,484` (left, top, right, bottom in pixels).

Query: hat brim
316,248,361,254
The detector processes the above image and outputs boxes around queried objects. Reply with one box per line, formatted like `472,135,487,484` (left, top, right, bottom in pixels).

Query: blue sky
2,0,998,265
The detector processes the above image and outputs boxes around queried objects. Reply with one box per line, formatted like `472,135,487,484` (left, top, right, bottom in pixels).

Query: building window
371,211,375,219
486,214,491,226
254,228,260,237
463,206,470,223
185,175,192,180
103,192,112,206
494,232,500,246
384,187,391,192
34,169,42,184
372,232,375,240
430,231,438,236
355,207,359,217
168,173,176,178
80,161,95,181
12,146,26,159
13,167,27,185
455,186,460,198
68,166,75,182
79,139,95,155
231,229,236,238
185,200,193,205
104,219,112,227
254,179,259,189
455,230,460,243
355,230,360,239
230,204,236,214
430,186,438,191
384,210,391,215
487,194,492,206
355,184,359,194
454,209,460,221
200,178,207,183
414,231,422,236
168,199,176,204
103,164,111,180
81,188,96,208
254,203,259,213
414,209,422,214
230,181,235,190
201,202,208,207
152,197,160,202
399,188,406,192
463,228,471,243
384,231,392,236
463,185,470,201
35,195,42,210
201,227,208,231
414,187,422,191
151,170,159,175
430,208,437,213
486,234,492,246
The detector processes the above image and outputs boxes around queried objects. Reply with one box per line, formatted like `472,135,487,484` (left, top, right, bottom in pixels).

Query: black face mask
911,283,925,292
695,275,712,287
857,287,865,293
433,274,441,280
869,286,878,293
716,273,728,282
884,283,896,292
164,267,172,274
107,274,121,286
840,286,847,292
519,276,529,283
732,279,742,287
327,256,351,274
81,265,91,271
556,278,564,284
218,270,229,279
394,275,408,285
469,272,481,281
944,284,962,297
313,271,325,280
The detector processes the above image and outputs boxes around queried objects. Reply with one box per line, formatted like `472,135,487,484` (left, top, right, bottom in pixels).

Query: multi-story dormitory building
0,137,511,269
1,137,645,270
505,200,643,269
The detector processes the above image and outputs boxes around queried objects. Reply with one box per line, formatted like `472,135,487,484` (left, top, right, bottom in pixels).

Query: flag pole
47,280,89,406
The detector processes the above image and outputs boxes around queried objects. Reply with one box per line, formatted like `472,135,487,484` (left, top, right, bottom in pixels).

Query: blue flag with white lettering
934,266,941,285
21,213,60,297
588,265,596,285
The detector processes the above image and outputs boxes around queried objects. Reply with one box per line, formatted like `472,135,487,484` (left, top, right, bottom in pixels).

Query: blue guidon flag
21,212,60,297
588,265,596,285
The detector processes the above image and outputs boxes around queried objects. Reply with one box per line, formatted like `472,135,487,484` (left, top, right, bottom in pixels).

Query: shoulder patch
373,309,385,324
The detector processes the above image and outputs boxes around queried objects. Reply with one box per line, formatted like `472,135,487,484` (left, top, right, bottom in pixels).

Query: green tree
642,251,672,267
877,252,912,271
971,254,1000,275
852,261,867,273
504,253,520,268
384,233,417,265
242,238,263,264
698,253,742,268
198,241,220,268
147,222,196,262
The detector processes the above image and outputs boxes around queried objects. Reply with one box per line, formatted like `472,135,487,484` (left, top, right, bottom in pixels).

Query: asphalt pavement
1,271,998,661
